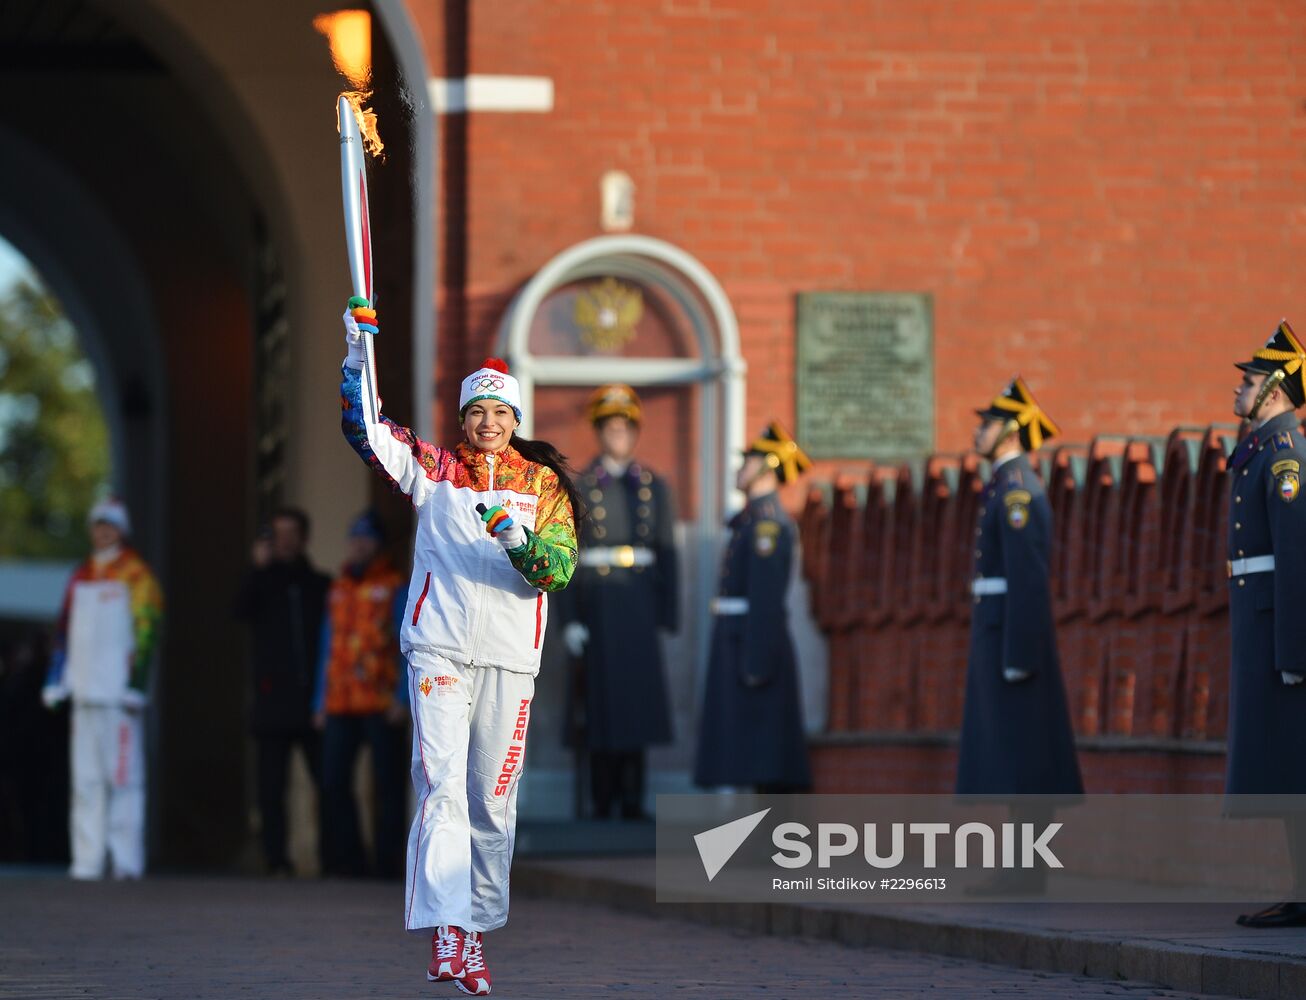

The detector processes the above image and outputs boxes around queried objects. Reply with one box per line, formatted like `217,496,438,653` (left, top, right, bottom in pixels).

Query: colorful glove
478,503,526,550
342,296,376,368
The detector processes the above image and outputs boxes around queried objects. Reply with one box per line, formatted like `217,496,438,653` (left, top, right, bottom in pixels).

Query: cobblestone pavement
0,873,1231,999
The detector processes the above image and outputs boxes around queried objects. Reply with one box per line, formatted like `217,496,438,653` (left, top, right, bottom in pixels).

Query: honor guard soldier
563,385,678,819
957,378,1082,806
1226,320,1306,929
694,421,812,793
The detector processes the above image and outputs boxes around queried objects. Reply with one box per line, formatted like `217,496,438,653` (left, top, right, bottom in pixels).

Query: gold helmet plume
976,376,1060,452
1235,320,1306,413
747,421,813,484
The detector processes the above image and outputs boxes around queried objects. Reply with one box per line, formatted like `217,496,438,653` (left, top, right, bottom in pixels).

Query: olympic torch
338,94,380,425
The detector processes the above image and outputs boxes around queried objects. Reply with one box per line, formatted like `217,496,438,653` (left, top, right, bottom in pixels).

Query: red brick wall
799,423,1244,793
810,741,1228,795
412,0,1306,447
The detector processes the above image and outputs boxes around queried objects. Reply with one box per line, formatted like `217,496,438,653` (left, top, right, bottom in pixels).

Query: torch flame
315,9,384,159
339,91,384,159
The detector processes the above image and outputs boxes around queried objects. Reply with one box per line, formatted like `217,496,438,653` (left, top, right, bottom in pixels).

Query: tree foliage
0,281,109,558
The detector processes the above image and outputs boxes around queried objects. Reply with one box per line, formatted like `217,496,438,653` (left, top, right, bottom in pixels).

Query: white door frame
497,234,745,525
496,235,746,805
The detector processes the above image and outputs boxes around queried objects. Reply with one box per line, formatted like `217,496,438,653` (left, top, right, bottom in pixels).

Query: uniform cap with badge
975,376,1061,453
1235,319,1306,414
586,383,642,425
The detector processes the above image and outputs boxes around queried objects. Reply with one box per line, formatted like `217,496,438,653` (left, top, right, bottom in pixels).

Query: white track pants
404,650,534,932
70,704,145,879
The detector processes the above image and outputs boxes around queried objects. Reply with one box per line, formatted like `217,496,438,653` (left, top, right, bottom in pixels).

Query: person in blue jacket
957,376,1082,802
958,377,1083,895
694,421,812,793
1224,321,1306,928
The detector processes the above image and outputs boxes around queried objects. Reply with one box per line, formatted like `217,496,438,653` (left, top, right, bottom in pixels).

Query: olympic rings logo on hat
473,375,506,391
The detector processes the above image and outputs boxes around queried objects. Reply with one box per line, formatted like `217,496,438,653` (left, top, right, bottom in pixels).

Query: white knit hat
88,497,131,536
459,358,523,422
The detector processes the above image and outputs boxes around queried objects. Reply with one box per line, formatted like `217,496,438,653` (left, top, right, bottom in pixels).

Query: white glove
1283,671,1304,686
563,621,590,658
479,504,526,550
121,688,148,712
342,309,367,368
41,684,69,709
497,521,526,550
1003,667,1031,683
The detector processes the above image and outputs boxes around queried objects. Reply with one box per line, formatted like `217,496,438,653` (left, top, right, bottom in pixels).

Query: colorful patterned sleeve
125,555,164,694
507,468,577,592
340,363,449,508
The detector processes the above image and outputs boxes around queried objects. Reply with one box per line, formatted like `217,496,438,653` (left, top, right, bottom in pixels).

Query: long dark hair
511,434,588,528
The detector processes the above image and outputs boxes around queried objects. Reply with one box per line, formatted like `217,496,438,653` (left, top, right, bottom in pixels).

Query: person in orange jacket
313,509,408,878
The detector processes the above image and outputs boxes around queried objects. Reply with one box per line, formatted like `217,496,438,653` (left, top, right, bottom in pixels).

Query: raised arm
339,303,445,508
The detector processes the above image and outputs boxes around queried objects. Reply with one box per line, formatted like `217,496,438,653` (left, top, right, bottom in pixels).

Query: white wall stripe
428,75,555,114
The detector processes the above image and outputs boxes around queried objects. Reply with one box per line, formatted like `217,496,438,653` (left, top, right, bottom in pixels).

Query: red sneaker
427,924,466,982
454,931,491,995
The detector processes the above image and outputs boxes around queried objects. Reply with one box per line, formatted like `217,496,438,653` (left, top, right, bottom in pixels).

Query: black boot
1237,902,1306,928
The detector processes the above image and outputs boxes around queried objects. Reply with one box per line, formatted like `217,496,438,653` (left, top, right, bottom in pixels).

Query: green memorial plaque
796,292,934,461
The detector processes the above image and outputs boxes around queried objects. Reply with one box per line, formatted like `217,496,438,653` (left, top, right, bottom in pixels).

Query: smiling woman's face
463,401,518,453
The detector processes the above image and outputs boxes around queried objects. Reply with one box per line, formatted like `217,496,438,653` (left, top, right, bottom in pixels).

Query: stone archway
0,126,166,561
0,0,435,868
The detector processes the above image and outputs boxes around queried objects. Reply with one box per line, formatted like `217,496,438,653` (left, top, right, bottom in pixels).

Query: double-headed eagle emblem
574,277,643,351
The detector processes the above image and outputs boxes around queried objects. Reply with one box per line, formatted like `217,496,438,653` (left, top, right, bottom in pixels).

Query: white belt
711,597,750,615
1229,555,1275,578
579,545,655,569
971,577,1008,596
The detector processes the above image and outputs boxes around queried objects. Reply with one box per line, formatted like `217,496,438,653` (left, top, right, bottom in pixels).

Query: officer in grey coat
694,422,812,793
563,385,678,819
1225,321,1306,928
957,377,1082,800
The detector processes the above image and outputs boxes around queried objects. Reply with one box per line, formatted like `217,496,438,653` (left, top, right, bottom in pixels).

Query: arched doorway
496,235,746,814
0,0,434,868
0,127,166,567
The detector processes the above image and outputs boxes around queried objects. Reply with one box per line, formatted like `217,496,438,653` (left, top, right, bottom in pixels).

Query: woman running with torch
340,302,578,994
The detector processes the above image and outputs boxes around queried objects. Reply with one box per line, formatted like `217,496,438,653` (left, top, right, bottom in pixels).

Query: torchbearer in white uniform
339,303,579,995
42,498,163,880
